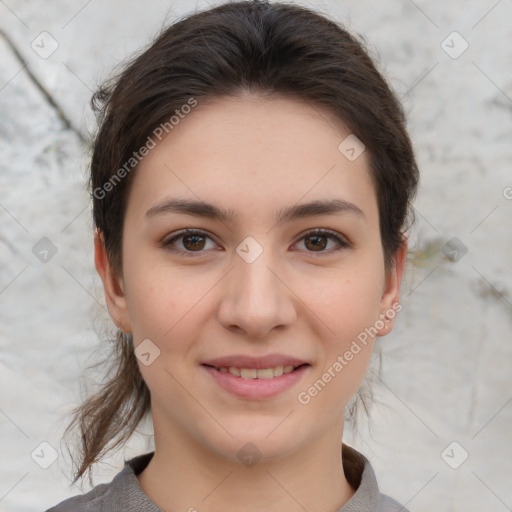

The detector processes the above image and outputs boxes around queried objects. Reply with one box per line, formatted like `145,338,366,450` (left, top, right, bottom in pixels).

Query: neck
137,417,355,512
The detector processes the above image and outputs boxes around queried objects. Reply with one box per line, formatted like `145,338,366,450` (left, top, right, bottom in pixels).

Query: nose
217,245,297,339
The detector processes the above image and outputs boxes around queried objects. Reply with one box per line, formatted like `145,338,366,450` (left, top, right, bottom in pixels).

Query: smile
202,363,310,399
206,364,304,379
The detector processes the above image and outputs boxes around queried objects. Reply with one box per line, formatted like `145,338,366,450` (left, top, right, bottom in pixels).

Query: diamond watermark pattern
441,31,469,59
31,441,58,469
338,134,365,161
237,442,262,468
236,236,263,263
30,31,59,59
32,237,58,263
135,338,161,366
441,441,469,469
441,236,468,263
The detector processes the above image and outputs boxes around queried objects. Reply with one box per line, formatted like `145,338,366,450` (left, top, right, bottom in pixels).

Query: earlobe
376,239,408,337
94,229,132,334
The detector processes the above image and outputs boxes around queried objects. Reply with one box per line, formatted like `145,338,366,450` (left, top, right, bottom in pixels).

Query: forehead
125,94,378,227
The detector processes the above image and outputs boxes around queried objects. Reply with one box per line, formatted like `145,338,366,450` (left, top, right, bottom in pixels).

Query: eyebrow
145,197,366,224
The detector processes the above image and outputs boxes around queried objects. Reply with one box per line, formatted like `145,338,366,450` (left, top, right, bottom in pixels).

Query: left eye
293,229,351,254
162,228,350,256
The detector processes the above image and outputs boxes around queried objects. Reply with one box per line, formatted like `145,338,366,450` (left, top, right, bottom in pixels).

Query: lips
201,354,309,370
202,360,310,399
200,354,311,399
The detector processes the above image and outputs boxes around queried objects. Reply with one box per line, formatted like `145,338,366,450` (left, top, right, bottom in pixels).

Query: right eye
162,229,219,256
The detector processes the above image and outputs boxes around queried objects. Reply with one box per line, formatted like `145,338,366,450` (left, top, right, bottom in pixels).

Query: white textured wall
1,1,511,511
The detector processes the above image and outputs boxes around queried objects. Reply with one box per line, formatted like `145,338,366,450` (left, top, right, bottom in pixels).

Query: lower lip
202,365,310,400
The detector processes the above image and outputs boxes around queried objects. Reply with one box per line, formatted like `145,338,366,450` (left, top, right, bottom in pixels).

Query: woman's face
96,94,405,463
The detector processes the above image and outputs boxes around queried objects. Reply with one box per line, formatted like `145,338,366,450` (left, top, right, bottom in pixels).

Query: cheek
295,264,383,340
123,257,212,401
292,263,383,406
123,248,215,348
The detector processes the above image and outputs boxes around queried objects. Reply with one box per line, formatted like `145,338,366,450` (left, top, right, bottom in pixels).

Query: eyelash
161,228,351,257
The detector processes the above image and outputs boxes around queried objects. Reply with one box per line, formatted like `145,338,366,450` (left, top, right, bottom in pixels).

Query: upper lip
201,354,310,369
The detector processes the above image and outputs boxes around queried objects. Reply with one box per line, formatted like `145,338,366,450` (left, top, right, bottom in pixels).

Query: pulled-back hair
64,0,419,485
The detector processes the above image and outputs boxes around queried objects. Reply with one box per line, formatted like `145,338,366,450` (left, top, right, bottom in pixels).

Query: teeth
272,366,283,377
218,365,299,379
255,368,274,379
240,368,257,379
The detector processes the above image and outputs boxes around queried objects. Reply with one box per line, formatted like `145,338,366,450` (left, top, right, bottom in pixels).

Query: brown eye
304,233,328,251
162,229,217,255
182,233,206,251
295,229,351,255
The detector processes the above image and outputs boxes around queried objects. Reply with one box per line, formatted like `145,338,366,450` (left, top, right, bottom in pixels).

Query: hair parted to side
63,0,419,485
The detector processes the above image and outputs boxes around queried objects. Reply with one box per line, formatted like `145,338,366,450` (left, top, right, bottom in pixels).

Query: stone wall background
1,1,511,511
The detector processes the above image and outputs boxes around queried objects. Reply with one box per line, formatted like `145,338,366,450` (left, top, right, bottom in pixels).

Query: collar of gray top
115,443,397,512
46,443,409,511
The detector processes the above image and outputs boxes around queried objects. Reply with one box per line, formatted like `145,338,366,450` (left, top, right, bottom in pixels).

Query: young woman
47,1,419,510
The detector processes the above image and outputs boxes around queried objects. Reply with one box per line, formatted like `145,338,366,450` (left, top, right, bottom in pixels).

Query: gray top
46,445,409,512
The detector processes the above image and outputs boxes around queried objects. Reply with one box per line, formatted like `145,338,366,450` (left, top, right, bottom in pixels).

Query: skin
95,93,407,512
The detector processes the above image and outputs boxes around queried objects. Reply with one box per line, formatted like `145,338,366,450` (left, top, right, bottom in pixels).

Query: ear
94,228,132,334
375,238,408,337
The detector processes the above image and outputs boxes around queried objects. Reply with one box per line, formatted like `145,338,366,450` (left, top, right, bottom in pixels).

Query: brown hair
64,0,419,485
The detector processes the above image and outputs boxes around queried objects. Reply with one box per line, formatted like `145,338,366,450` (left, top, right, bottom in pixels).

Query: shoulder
46,480,117,512
44,479,113,511
340,444,409,512
44,452,156,512
379,493,410,512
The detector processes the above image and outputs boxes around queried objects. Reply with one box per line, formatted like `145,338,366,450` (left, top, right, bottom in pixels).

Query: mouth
201,359,311,400
202,363,309,380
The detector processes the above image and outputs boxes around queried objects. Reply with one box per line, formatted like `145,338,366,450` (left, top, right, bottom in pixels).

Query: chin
199,414,311,464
